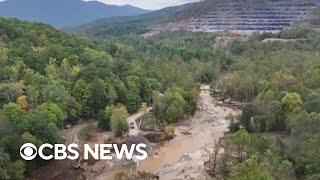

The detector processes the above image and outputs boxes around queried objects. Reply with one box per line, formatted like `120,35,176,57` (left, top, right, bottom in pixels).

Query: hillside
0,0,149,27
168,0,320,33
70,3,193,38
0,17,203,179
72,0,320,38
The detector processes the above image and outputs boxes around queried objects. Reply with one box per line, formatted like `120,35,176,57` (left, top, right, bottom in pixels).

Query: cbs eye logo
20,143,37,160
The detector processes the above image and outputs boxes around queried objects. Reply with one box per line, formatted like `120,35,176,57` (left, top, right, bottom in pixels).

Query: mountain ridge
0,0,149,27
70,0,320,38
67,3,195,37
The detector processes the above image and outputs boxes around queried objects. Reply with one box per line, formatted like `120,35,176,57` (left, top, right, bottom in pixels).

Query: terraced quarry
169,0,320,33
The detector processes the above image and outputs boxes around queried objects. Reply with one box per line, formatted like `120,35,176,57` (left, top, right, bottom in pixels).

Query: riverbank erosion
98,85,240,179
29,85,240,180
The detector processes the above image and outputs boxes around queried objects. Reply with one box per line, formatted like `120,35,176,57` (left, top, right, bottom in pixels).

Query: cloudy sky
85,0,200,10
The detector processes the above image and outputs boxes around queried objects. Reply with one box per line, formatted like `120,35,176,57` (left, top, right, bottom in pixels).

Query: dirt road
60,121,93,145
127,107,152,136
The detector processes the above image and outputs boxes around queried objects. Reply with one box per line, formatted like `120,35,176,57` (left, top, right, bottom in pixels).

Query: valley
1,1,320,180
30,85,240,180
136,85,240,179
98,85,240,179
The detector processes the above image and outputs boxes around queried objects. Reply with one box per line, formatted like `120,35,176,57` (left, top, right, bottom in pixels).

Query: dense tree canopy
218,23,320,180
0,18,212,178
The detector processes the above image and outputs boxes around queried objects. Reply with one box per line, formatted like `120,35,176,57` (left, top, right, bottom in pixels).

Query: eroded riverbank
98,85,240,179
30,85,240,180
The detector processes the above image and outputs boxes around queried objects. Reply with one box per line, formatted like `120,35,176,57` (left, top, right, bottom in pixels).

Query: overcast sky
84,0,200,10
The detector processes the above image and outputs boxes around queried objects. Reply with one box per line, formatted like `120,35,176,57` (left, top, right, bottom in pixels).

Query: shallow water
99,85,239,179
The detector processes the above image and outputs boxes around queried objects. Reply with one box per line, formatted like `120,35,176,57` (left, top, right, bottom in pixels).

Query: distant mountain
69,3,194,37
70,0,320,38
78,4,193,27
0,0,149,27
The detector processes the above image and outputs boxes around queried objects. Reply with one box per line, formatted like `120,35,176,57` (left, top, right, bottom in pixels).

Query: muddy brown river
30,85,240,180
97,85,240,179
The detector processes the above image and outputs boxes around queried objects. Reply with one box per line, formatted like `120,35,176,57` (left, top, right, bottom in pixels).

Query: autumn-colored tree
139,102,148,115
16,95,27,111
281,92,302,114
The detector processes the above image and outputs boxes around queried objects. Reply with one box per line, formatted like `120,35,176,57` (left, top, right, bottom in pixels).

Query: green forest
0,18,210,178
0,9,320,180
216,26,320,180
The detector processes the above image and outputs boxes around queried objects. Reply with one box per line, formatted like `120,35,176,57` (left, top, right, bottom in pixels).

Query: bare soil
98,85,240,180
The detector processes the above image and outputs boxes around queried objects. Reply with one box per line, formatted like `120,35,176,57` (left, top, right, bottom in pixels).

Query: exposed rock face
169,0,320,33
